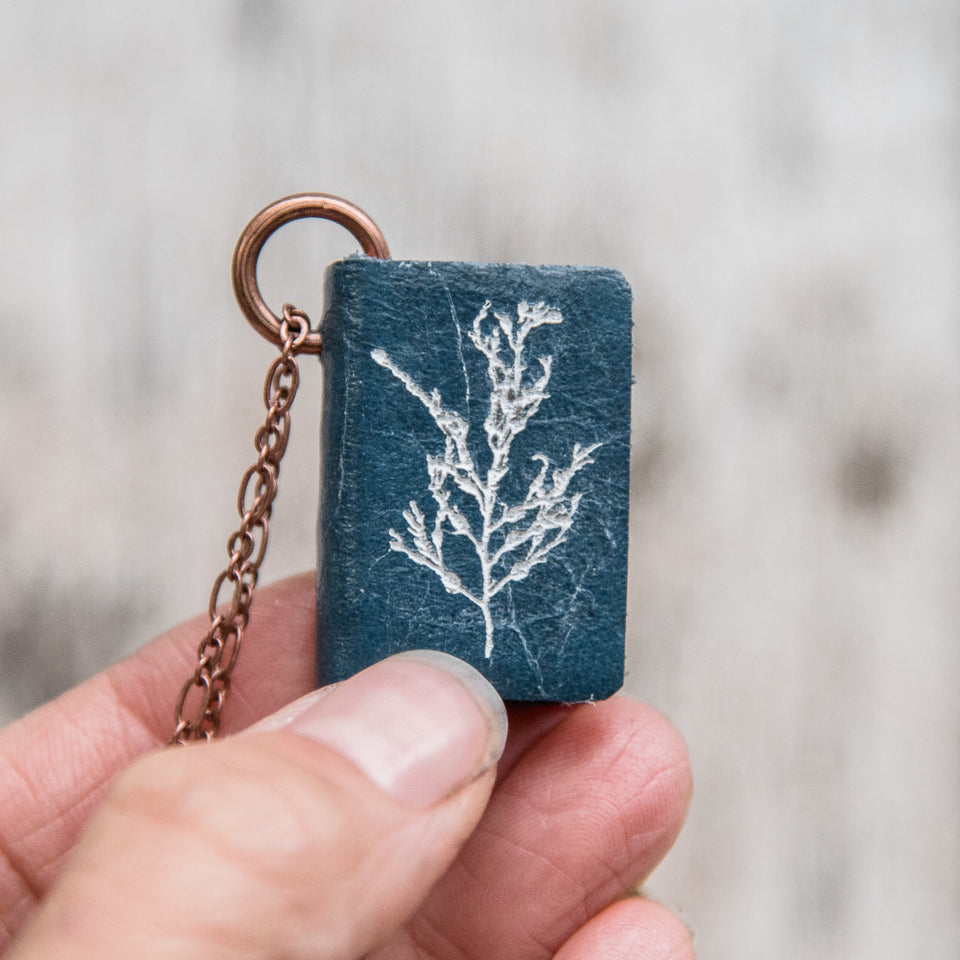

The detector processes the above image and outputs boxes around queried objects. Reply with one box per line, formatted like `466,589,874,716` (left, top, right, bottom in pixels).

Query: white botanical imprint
371,300,601,658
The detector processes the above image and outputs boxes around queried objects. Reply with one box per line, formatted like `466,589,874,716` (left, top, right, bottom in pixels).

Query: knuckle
619,898,696,960
638,899,696,960
107,740,367,888
662,916,696,960
655,908,696,960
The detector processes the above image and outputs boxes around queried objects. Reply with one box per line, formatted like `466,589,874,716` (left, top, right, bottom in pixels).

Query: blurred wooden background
0,2,957,957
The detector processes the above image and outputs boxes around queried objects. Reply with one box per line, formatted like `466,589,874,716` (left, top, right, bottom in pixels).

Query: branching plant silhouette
372,300,600,657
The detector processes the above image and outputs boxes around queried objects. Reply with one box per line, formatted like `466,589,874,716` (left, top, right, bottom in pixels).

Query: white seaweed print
371,300,601,658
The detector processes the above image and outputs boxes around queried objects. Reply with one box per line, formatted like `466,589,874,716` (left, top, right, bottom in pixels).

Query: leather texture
316,257,632,700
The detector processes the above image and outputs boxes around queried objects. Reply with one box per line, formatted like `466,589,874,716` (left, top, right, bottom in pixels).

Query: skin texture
0,574,694,959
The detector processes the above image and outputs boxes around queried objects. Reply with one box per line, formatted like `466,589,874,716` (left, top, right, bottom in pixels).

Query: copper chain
170,304,310,744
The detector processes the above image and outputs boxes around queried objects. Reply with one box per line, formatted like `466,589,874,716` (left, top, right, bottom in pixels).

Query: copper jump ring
231,193,390,355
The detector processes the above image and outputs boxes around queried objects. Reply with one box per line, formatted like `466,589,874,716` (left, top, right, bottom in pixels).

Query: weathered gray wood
0,2,957,957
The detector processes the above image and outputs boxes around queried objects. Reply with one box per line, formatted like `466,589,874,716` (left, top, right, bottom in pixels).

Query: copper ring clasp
231,193,390,355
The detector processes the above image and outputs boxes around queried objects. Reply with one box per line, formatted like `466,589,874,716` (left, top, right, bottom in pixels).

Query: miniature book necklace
171,194,632,744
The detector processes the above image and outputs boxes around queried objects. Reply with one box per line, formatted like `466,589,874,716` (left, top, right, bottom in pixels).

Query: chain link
170,304,311,744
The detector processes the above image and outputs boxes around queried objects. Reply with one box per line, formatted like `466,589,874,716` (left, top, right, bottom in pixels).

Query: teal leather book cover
316,257,631,701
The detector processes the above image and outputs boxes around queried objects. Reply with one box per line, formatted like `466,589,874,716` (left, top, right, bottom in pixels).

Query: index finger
0,573,317,947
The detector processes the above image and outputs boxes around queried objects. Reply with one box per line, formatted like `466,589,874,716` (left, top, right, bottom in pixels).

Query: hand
0,574,693,959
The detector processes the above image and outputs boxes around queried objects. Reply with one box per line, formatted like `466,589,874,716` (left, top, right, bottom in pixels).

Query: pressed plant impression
372,300,601,657
317,257,629,701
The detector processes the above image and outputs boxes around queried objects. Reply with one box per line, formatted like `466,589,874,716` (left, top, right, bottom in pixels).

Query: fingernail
269,651,508,807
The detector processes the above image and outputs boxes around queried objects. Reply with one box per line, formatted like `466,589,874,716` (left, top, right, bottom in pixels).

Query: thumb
8,651,508,960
